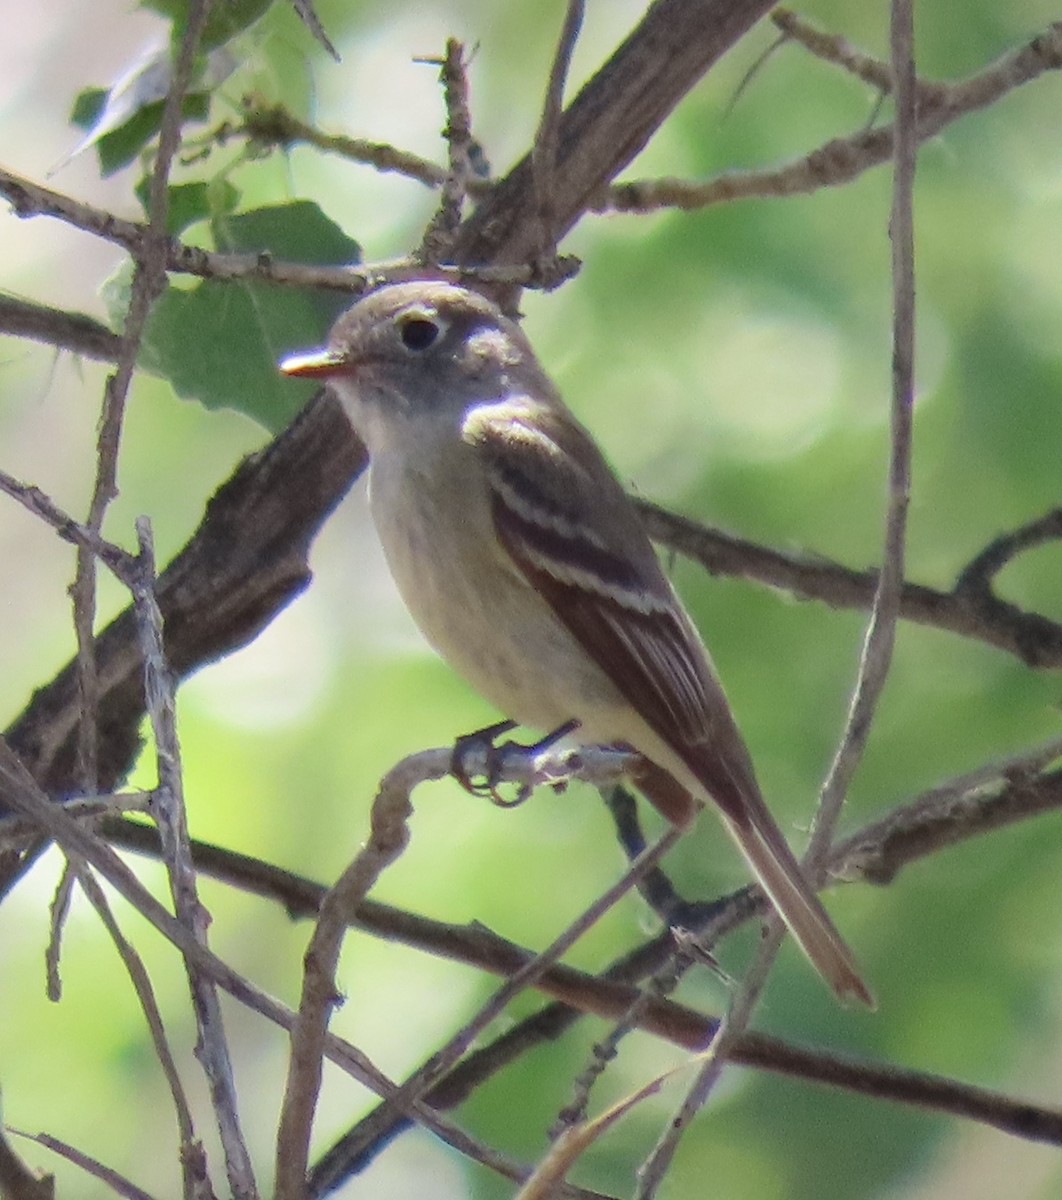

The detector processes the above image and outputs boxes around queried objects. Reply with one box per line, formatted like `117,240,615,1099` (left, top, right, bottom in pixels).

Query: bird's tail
631,751,872,1006
721,806,874,1008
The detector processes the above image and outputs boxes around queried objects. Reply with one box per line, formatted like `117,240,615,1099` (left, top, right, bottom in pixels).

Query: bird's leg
450,718,580,807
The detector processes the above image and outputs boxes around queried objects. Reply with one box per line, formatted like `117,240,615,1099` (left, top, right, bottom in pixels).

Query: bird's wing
464,399,755,823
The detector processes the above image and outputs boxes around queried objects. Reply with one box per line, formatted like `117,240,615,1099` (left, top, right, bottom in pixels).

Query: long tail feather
722,809,874,1008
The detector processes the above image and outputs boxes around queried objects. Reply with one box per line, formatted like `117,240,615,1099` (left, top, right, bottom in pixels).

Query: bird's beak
279,348,349,379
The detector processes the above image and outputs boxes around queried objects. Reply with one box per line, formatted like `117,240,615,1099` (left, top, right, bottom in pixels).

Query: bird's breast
366,445,624,732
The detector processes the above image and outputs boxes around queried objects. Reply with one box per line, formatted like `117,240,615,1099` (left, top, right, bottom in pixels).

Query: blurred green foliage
1,2,1061,1199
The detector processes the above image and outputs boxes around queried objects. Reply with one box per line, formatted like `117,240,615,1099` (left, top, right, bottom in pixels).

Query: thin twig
6,1128,155,1200
68,0,215,791
418,39,476,265
131,520,256,1200
273,746,419,1197
0,295,122,361
371,825,683,1131
808,0,917,868
236,102,456,188
44,861,75,1003
634,499,1062,669
531,0,585,266
956,507,1062,597
0,1122,54,1200
274,739,651,1196
0,469,136,582
0,738,544,1186
771,8,895,92
74,863,213,1200
599,11,920,1180
601,22,1062,213
635,921,785,1199
0,792,151,852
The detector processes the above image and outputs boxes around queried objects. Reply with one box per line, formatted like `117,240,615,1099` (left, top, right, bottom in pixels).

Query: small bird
281,280,872,1007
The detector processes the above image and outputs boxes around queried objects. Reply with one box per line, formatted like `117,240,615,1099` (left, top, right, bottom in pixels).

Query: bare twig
0,295,121,361
369,824,682,1135
531,0,585,265
44,862,75,1003
74,864,213,1200
290,0,339,62
131,520,256,1200
0,469,136,582
0,164,377,292
275,738,649,1196
602,22,1062,213
6,1127,154,1200
236,102,457,188
635,921,785,1199
956,507,1062,597
418,39,476,265
771,8,895,92
635,500,1062,669
273,747,419,1197
0,1123,54,1200
0,738,543,1185
807,0,917,870
0,792,151,851
640,10,919,1187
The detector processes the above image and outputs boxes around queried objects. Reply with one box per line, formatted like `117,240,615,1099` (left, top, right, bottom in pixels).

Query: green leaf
143,0,276,51
69,87,108,131
82,92,210,177
140,201,360,431
133,178,241,234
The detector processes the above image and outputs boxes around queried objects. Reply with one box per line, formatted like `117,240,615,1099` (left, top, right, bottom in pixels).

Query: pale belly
367,452,627,735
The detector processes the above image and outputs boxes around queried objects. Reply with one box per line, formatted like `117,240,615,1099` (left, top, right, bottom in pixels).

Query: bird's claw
450,720,528,805
450,718,580,809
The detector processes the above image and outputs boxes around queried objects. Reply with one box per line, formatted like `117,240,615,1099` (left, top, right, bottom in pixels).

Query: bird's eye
399,316,440,352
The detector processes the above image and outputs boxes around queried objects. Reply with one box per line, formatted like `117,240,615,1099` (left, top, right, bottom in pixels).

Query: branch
0,738,558,1189
530,0,586,266
809,0,917,862
601,21,1062,212
634,500,1062,668
0,296,121,361
98,739,1062,1191
0,163,380,293
274,747,419,1197
418,39,476,265
770,8,895,92
452,0,778,266
73,864,210,1200
0,1124,53,1200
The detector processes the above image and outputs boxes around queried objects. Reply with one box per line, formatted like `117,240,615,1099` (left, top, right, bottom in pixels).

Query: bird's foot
450,719,580,808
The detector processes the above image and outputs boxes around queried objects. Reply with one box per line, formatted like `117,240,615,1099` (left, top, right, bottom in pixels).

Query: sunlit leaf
64,40,232,176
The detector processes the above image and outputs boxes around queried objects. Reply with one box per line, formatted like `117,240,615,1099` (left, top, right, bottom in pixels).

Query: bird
280,279,873,1007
